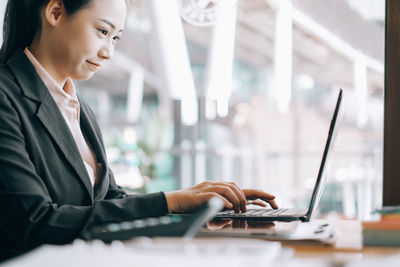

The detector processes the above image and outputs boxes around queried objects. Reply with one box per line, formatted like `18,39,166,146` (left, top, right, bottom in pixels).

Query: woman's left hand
164,181,278,214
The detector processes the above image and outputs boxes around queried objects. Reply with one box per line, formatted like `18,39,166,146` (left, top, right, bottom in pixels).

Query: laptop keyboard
217,208,308,217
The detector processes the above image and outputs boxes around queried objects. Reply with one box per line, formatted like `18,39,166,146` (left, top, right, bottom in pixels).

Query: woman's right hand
164,181,278,214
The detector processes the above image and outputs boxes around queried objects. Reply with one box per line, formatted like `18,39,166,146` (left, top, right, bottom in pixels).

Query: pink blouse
24,48,99,186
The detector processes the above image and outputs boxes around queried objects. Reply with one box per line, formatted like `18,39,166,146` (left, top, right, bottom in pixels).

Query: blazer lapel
7,50,94,201
79,102,109,200
37,102,94,200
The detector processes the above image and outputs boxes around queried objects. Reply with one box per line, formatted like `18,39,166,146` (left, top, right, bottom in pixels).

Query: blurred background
0,0,385,220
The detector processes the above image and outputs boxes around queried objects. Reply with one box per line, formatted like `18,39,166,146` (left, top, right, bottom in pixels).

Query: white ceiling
0,0,384,96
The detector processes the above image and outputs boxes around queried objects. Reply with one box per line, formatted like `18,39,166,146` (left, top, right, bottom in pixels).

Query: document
3,238,293,267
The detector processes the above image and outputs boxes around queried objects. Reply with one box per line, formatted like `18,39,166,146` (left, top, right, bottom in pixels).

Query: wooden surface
283,220,400,263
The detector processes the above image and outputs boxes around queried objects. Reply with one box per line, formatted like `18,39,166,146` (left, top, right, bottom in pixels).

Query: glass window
58,0,385,219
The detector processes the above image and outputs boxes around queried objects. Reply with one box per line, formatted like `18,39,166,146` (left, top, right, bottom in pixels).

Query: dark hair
0,0,93,64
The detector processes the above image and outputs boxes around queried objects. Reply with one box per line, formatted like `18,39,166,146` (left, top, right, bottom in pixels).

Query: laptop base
214,208,309,222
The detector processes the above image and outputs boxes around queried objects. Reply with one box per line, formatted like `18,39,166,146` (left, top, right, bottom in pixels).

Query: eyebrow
100,19,124,33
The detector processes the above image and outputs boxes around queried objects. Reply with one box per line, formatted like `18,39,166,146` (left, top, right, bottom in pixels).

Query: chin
73,72,95,81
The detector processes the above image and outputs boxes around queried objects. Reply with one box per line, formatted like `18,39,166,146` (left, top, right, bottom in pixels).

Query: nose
99,42,114,60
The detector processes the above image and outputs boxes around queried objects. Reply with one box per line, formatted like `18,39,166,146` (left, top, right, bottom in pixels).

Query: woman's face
48,0,127,81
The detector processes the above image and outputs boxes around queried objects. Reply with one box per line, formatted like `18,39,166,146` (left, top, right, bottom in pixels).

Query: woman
0,0,277,261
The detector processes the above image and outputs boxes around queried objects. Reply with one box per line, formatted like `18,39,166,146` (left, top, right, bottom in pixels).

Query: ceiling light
178,0,238,27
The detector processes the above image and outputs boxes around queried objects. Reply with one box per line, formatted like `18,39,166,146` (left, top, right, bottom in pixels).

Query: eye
98,29,108,36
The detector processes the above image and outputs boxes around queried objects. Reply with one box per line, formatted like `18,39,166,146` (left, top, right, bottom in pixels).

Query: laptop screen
305,89,343,221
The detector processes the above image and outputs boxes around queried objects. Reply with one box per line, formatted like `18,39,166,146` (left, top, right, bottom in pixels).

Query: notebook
214,89,343,222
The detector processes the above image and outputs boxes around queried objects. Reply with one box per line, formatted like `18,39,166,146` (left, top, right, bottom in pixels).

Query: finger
243,189,275,200
248,199,267,207
249,199,278,209
201,181,247,209
215,182,247,212
227,182,247,212
227,182,246,199
243,189,278,209
202,192,233,210
267,199,278,209
205,186,241,213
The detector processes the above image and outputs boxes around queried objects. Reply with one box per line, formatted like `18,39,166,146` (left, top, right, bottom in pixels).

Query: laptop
214,89,343,222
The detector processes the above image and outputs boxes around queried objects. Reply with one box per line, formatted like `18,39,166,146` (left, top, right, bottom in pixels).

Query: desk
283,220,400,266
2,220,400,267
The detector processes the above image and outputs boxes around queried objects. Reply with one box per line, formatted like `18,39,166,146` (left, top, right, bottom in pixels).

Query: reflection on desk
199,219,337,245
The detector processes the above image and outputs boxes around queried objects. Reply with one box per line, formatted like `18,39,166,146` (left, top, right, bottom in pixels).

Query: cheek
67,35,99,77
63,25,97,57
71,33,97,59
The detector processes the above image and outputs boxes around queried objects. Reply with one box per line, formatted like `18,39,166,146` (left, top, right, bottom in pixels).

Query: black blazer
0,50,168,261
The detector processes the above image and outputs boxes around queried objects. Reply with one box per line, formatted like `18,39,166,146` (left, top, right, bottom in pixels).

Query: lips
86,60,102,70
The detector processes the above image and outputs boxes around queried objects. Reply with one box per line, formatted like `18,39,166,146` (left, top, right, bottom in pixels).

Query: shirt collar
24,47,79,107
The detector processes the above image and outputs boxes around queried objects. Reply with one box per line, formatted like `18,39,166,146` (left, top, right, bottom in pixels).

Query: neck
29,36,68,87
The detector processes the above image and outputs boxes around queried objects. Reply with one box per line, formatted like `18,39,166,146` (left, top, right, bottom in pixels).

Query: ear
43,0,66,26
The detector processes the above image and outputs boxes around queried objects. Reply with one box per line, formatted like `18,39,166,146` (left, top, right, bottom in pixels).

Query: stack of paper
363,206,400,247
363,220,400,247
3,238,293,267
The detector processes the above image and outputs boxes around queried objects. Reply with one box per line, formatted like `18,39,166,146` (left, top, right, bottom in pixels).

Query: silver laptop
214,89,343,222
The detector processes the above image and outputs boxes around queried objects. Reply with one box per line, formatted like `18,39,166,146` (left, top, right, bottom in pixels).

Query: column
274,0,293,113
